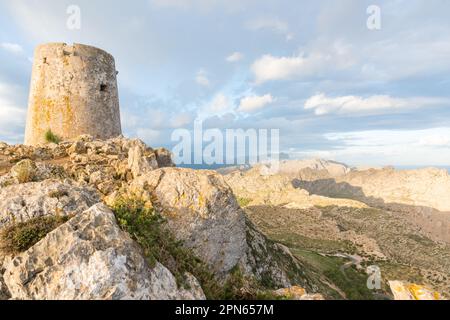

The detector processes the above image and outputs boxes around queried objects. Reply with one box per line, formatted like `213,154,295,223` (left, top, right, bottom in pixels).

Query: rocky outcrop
0,137,327,300
0,136,174,197
130,168,247,276
3,204,205,300
129,168,318,292
0,179,99,229
276,159,352,177
241,219,316,290
225,167,367,209
389,281,441,300
0,160,68,187
292,166,450,212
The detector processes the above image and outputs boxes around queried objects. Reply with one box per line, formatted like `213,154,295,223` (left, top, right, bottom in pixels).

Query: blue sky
1,0,450,166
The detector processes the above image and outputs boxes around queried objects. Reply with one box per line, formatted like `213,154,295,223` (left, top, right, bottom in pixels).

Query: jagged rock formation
229,159,450,213
3,204,205,300
0,135,174,197
225,166,367,209
130,168,247,276
276,159,352,177
0,137,322,300
127,168,321,292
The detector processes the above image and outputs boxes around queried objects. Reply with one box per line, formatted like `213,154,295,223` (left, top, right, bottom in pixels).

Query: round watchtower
24,43,122,145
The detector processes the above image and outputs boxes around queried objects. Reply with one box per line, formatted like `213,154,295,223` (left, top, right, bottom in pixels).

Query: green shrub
0,215,70,254
237,197,252,208
44,129,61,144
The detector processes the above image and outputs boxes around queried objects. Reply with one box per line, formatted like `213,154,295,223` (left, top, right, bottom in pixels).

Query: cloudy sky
0,0,450,167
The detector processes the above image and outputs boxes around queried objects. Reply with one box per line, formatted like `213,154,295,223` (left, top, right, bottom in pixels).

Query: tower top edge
34,43,114,59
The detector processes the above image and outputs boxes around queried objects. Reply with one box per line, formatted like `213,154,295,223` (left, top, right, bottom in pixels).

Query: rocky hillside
223,162,450,299
0,136,326,300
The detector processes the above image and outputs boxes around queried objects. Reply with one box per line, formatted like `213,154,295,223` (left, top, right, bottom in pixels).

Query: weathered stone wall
24,43,122,145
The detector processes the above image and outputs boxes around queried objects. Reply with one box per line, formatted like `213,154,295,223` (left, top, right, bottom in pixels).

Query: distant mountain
221,160,450,299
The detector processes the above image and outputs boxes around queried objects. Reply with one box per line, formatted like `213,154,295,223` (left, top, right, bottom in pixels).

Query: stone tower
24,43,122,145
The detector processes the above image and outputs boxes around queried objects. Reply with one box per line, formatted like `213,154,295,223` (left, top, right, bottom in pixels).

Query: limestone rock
155,148,175,168
274,286,325,300
1,161,68,188
241,219,316,290
3,204,205,300
224,166,367,209
130,168,317,292
0,136,175,197
128,144,158,178
10,159,37,183
389,281,441,300
131,168,247,275
293,165,450,212
67,141,87,155
0,179,99,229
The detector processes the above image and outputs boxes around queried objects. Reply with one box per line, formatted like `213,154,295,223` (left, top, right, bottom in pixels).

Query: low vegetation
0,215,70,254
237,197,252,208
44,129,61,144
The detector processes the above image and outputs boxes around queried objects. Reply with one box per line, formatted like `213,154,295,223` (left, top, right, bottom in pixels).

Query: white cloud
136,128,161,142
207,93,231,113
419,135,450,147
246,17,295,42
170,112,192,128
285,33,294,41
149,0,245,12
0,42,24,55
297,127,450,166
238,94,274,113
0,82,27,143
304,93,450,116
226,52,244,63
0,83,27,125
246,17,288,33
195,69,210,87
251,44,355,84
251,54,304,84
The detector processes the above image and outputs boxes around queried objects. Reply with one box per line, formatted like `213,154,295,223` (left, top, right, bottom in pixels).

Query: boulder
3,204,205,300
389,281,441,300
129,168,316,293
128,145,158,178
155,148,175,168
130,168,247,275
10,159,37,183
0,179,99,229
